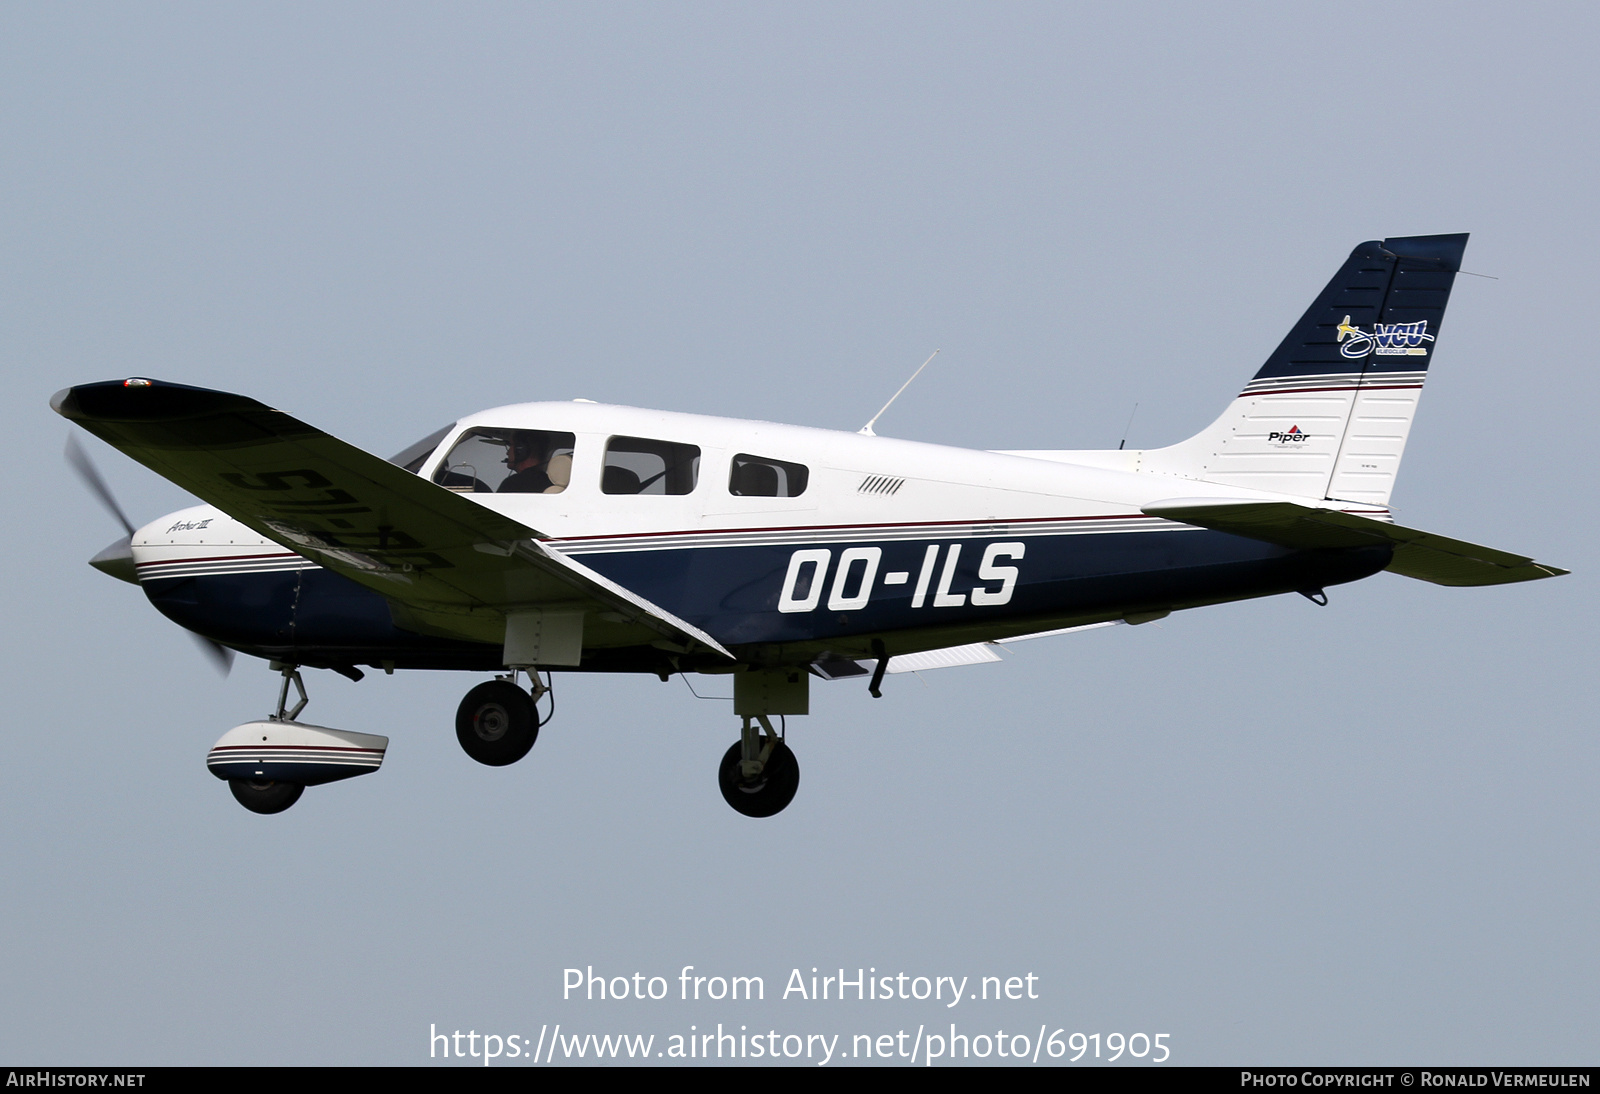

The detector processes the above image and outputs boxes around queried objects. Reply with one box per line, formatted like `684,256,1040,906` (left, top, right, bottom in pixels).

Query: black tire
229,779,304,815
456,680,539,766
718,740,800,818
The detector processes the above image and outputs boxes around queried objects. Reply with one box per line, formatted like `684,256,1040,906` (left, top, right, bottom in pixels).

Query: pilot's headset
507,431,544,469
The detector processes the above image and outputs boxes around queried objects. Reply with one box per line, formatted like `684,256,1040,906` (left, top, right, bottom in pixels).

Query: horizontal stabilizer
1143,498,1568,587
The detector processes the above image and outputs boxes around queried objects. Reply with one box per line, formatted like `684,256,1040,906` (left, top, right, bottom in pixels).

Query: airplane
53,232,1566,818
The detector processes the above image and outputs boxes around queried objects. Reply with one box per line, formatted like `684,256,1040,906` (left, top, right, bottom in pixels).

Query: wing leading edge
52,378,732,658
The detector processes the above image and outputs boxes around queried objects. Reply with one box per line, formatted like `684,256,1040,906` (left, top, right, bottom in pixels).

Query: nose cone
89,535,138,584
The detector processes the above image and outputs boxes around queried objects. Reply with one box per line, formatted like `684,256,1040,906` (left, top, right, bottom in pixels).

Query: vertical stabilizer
1142,234,1467,506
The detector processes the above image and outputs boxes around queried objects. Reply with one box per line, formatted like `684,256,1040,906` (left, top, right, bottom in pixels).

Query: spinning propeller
65,433,236,676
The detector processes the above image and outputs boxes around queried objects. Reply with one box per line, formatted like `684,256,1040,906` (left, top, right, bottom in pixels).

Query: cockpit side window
388,424,454,475
602,436,701,495
431,428,577,494
729,453,808,497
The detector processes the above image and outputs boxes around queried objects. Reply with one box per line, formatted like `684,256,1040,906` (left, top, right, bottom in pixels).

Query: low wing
811,621,1126,680
52,378,732,657
1142,498,1568,587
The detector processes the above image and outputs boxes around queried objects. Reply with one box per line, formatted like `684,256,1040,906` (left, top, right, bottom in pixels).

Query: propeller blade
66,434,232,675
65,433,135,537
189,632,236,677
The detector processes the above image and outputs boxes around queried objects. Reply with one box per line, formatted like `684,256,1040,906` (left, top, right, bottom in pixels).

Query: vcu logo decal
1336,315,1434,358
778,542,1025,613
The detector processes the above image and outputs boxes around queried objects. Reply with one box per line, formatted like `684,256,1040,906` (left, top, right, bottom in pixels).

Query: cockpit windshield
388,424,454,474
432,427,576,494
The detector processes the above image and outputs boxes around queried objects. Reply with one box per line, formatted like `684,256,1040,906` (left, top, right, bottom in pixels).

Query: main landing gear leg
455,669,549,766
718,714,799,818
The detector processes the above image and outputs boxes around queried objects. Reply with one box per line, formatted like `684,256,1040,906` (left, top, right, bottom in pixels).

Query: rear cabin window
729,453,809,498
601,436,701,495
432,428,576,494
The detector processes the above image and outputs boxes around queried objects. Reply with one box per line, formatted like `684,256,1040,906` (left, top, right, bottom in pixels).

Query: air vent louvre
857,475,905,496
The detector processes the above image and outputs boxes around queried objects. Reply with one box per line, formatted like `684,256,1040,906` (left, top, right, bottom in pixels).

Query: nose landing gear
207,663,389,814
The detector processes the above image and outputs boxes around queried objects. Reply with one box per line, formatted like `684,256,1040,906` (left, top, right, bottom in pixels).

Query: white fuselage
130,400,1377,574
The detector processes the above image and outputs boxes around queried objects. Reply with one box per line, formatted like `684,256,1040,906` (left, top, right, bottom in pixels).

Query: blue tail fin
1145,233,1469,506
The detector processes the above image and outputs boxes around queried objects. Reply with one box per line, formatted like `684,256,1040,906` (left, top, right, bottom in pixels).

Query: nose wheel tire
229,779,304,815
456,681,539,766
718,740,799,818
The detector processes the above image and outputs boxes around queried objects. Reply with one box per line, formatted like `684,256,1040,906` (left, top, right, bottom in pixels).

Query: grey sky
2,3,1594,1064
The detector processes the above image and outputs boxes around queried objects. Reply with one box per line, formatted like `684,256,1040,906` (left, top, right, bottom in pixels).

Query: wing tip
47,378,269,425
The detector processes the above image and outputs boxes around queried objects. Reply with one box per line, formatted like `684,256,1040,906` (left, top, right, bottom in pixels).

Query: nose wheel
718,714,799,817
229,778,304,815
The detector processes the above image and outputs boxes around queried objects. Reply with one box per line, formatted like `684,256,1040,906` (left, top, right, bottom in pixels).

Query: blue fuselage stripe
143,529,1390,661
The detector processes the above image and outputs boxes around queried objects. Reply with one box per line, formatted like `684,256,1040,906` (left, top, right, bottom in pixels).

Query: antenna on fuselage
859,349,940,437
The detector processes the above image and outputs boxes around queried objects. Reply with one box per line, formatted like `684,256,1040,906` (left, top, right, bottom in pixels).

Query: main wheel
229,778,304,815
456,680,539,766
718,740,799,818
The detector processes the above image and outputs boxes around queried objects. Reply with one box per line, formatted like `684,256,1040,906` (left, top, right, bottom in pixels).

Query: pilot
500,431,570,494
